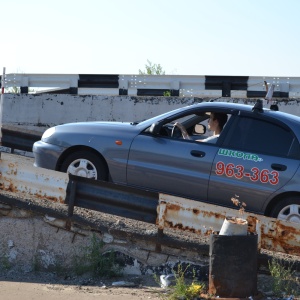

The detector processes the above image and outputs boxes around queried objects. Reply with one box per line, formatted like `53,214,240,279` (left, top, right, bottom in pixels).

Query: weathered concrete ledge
0,190,210,277
2,94,300,136
1,189,298,279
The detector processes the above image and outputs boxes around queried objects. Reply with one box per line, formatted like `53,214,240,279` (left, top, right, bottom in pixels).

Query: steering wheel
171,122,190,140
171,124,179,137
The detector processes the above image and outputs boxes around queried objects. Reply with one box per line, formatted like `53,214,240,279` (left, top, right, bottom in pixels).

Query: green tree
5,86,21,93
139,59,166,75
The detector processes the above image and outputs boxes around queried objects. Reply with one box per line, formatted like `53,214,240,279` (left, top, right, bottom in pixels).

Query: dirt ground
0,281,159,300
0,269,283,300
0,273,163,300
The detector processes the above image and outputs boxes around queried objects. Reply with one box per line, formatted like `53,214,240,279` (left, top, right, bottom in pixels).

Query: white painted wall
1,94,300,134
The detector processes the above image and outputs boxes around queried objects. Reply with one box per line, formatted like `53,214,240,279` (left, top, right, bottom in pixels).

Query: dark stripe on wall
205,76,249,97
171,90,180,96
247,91,267,98
119,89,128,95
137,89,179,96
247,91,289,98
78,74,119,88
272,91,289,98
21,87,29,93
205,76,249,90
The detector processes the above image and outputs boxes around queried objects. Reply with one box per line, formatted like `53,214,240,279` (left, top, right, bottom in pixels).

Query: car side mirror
149,122,162,135
194,124,206,135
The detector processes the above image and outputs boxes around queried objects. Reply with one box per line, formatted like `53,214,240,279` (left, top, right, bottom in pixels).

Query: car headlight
42,127,56,139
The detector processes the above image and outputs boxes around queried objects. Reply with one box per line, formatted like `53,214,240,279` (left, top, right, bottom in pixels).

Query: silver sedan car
33,101,300,222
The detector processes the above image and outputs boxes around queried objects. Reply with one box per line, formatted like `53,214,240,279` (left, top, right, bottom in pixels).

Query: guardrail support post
66,179,76,231
67,180,76,217
0,67,5,156
156,228,164,252
156,201,167,252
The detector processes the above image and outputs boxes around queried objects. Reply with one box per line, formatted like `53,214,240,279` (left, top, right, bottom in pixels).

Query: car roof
192,101,253,111
138,100,300,130
192,101,300,123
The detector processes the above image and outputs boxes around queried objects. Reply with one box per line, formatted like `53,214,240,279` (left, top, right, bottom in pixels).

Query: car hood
43,121,142,147
55,121,137,132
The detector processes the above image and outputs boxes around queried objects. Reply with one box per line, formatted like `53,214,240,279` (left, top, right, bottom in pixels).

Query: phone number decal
215,161,279,185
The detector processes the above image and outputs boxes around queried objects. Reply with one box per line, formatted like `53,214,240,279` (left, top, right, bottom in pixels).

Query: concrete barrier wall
2,94,300,134
0,193,209,275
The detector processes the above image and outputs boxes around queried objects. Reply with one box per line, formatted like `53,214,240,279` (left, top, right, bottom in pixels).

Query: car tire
60,151,107,180
269,196,300,223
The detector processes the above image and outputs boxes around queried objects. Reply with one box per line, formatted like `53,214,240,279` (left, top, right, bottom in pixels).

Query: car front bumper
33,140,66,171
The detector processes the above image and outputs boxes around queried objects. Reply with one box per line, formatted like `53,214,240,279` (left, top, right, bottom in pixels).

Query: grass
0,254,11,270
27,234,122,278
268,255,300,297
155,264,206,300
32,254,42,272
0,243,11,271
72,233,123,278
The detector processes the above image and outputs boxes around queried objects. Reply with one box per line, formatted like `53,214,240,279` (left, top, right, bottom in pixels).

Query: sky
1,0,300,77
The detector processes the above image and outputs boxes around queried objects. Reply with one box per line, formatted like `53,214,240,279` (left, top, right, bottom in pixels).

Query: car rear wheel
60,151,107,180
270,197,300,223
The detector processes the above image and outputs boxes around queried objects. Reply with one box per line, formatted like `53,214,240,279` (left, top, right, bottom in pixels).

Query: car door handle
271,163,287,171
190,150,205,158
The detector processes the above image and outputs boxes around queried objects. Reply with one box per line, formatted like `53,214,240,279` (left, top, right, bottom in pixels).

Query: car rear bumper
33,140,66,170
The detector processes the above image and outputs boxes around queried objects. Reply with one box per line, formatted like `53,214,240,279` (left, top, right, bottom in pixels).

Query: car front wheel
270,197,300,223
60,151,107,180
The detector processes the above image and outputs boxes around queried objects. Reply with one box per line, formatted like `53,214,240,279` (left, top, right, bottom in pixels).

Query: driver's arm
174,122,191,140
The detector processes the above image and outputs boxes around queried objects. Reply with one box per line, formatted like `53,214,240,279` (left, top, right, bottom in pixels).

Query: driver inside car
174,112,228,143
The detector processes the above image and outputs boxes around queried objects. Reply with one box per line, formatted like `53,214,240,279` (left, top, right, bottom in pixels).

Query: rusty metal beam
65,174,158,224
1,128,41,153
0,156,68,203
157,194,300,256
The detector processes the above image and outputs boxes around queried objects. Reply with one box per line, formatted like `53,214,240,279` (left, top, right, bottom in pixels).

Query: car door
207,113,300,214
126,134,220,201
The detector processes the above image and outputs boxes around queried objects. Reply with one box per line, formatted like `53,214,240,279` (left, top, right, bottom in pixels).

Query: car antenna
252,99,264,113
270,102,279,111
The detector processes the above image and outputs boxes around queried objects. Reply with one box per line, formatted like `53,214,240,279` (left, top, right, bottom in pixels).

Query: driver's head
208,112,228,132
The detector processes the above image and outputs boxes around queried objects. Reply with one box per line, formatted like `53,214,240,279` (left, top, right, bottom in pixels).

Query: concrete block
147,251,168,267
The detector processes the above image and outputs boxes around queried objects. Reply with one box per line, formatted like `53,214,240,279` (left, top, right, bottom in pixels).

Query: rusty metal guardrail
157,194,300,256
65,174,158,223
1,128,41,153
0,154,300,257
0,155,68,202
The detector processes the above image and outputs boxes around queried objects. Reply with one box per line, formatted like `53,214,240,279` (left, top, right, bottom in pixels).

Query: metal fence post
0,67,6,157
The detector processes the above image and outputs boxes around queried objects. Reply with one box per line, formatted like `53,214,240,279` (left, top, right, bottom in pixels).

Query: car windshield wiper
130,121,140,125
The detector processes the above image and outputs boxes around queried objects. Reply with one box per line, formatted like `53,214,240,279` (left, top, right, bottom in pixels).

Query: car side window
225,116,298,158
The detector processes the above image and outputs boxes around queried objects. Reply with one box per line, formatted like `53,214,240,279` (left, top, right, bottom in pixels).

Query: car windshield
136,105,197,127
